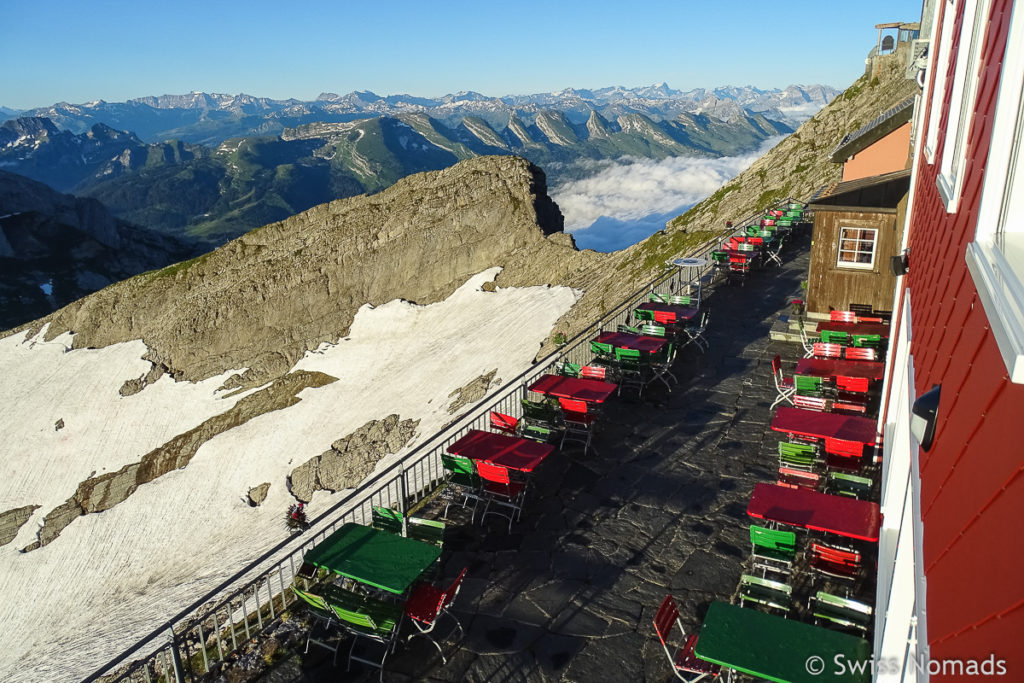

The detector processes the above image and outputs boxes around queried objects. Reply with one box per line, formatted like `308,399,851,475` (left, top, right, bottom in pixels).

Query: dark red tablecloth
770,406,878,445
747,482,881,542
594,331,666,354
446,429,554,472
796,358,885,381
528,374,618,403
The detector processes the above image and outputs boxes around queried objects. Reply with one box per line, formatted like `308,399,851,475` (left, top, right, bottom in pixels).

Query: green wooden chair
407,516,446,547
810,591,873,634
291,586,343,664
617,323,641,334
739,574,792,613
851,333,883,348
520,422,559,444
820,329,850,345
556,361,582,377
614,346,647,396
828,471,874,499
649,291,669,303
590,340,616,366
324,585,404,675
371,506,403,535
668,294,692,306
794,374,824,396
778,441,819,470
634,308,656,322
521,398,559,425
749,524,797,574
441,453,484,522
640,324,667,337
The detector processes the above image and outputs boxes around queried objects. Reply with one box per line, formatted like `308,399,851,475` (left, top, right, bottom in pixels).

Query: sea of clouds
552,137,783,252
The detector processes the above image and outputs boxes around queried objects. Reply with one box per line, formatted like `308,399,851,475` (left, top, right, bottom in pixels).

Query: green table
695,602,871,683
304,523,441,594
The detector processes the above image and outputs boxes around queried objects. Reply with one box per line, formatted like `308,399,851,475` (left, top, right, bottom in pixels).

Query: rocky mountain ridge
0,170,198,329
3,84,838,145
2,107,790,245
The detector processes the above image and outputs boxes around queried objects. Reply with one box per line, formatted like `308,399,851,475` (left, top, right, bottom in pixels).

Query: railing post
168,626,185,683
399,468,408,537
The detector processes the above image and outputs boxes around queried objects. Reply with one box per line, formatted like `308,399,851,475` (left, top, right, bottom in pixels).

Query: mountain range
1,84,838,146
1,107,794,243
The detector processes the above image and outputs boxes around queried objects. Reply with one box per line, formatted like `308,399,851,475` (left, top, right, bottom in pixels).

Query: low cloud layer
551,137,782,251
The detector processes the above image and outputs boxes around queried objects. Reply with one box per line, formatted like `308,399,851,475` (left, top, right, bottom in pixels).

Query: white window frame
937,0,991,211
965,0,1024,383
924,0,958,163
837,226,879,270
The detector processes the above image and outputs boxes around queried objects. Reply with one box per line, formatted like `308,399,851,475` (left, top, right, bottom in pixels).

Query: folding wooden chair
811,342,842,359
749,525,797,575
738,574,792,613
794,394,829,411
476,460,526,532
770,355,795,409
291,586,344,665
404,568,468,663
489,411,519,435
579,365,607,380
777,466,821,491
810,592,873,635
558,397,598,454
441,453,485,522
653,595,721,681
844,346,877,362
830,310,857,322
683,310,709,352
808,543,862,583
327,586,404,678
641,323,667,337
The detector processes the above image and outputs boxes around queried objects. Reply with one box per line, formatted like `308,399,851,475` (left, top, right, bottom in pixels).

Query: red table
795,358,885,381
446,430,554,472
747,482,881,542
770,406,878,445
594,331,666,354
528,374,617,403
816,321,890,338
634,301,698,323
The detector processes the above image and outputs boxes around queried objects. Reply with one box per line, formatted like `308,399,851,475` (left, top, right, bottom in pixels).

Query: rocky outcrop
0,505,39,547
447,369,500,414
247,483,271,507
288,415,419,502
10,156,610,389
24,370,335,551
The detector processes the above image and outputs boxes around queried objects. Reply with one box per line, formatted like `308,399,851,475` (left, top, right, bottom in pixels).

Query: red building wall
905,0,1024,678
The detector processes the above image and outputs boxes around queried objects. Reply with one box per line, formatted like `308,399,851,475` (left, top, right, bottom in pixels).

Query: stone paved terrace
256,231,871,683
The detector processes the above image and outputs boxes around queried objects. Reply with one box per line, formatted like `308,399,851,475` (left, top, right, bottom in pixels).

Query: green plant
552,331,568,345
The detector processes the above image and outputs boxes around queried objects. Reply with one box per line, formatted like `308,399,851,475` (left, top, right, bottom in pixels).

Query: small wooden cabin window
837,227,878,269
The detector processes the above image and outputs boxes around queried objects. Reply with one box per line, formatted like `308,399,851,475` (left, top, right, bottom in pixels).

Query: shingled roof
830,96,915,163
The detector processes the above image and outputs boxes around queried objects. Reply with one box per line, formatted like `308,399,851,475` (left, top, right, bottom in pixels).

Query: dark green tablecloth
695,602,872,683
304,523,441,594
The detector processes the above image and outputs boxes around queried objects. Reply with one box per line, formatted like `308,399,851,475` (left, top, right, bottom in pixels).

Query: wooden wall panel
806,210,899,312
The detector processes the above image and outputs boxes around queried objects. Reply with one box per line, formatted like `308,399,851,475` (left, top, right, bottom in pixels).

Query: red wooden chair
836,376,870,394
653,595,720,681
830,310,857,322
824,437,864,459
654,310,676,325
489,411,519,435
794,394,829,411
812,342,842,359
475,461,526,532
809,543,861,583
579,365,607,380
777,466,821,491
832,400,868,415
404,567,468,663
770,355,795,409
844,346,878,362
558,397,598,454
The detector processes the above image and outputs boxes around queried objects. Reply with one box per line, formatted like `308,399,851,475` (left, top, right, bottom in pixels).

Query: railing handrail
83,196,807,681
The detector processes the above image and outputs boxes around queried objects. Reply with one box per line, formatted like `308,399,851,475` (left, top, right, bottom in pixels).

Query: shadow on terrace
260,228,860,683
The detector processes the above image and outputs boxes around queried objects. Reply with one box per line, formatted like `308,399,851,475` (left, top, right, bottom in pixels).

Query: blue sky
0,0,923,109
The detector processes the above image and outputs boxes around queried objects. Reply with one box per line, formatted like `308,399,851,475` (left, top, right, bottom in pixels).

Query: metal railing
85,198,806,682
